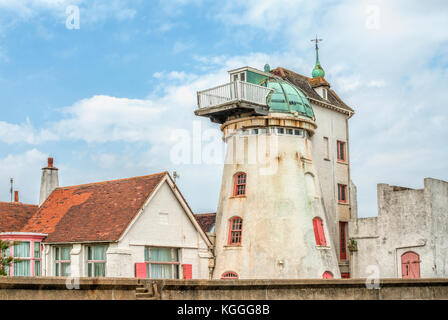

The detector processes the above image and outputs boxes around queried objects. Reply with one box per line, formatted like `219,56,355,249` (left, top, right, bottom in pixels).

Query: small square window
251,129,259,135
294,129,301,136
277,128,284,134
286,129,293,135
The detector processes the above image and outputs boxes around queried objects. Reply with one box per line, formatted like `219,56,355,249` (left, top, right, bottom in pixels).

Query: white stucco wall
350,178,448,279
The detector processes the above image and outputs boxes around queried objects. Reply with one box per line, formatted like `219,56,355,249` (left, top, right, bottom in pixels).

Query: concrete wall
2,277,448,300
350,178,448,279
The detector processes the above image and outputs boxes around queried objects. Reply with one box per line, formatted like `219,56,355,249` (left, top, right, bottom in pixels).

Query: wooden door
401,251,421,279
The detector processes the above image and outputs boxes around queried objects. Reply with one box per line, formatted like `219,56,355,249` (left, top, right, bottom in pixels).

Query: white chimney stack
39,157,59,206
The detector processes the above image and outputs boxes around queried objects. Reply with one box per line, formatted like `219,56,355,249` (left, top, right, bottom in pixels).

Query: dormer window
322,88,328,100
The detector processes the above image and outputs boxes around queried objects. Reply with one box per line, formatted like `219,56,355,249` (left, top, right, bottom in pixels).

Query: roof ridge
0,202,38,207
55,171,168,190
195,212,216,216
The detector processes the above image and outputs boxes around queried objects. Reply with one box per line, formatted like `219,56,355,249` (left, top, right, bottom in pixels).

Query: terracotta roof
22,172,167,243
0,202,38,233
194,213,216,233
271,67,354,113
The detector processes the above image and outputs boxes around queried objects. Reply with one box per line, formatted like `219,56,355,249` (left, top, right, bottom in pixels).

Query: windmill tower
195,63,340,279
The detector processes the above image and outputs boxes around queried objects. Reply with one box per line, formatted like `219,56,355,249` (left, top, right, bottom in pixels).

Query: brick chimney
14,190,19,203
39,157,59,206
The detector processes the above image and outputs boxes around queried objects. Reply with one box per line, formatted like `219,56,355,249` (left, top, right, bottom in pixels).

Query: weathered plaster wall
350,178,448,279
213,116,340,279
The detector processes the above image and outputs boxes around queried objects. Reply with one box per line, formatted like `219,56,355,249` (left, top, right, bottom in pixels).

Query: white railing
197,81,273,109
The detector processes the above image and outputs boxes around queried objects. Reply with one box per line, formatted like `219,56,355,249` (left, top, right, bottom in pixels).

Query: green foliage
0,240,20,276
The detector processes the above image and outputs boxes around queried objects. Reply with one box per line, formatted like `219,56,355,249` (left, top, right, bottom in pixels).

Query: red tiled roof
0,202,38,233
22,172,167,243
194,213,216,233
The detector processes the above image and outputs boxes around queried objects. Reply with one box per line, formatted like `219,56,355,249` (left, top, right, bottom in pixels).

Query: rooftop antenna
10,178,13,202
173,171,180,183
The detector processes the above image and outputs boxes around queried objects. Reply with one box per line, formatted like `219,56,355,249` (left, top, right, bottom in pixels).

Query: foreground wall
1,277,448,300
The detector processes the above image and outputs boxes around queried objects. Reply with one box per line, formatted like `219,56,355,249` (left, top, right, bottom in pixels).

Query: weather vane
310,35,323,50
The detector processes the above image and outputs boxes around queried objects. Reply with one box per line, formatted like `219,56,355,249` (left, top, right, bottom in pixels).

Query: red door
339,222,347,260
401,251,421,279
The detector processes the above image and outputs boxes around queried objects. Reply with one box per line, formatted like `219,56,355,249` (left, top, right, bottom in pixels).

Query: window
13,241,30,276
337,141,346,161
294,129,302,136
312,217,327,246
276,127,285,134
145,247,180,279
86,245,107,277
233,172,247,196
34,242,41,276
322,271,333,279
251,128,259,135
338,184,348,203
401,251,421,279
228,217,243,245
286,128,293,135
323,137,329,159
221,271,239,279
339,222,347,260
322,88,328,100
55,246,71,276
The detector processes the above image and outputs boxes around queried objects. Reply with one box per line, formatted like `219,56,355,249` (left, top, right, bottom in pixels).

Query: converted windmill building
195,41,354,279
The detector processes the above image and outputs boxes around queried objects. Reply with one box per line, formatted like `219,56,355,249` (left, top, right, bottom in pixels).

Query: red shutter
135,263,147,278
313,217,326,246
313,218,320,245
318,219,327,246
183,264,192,279
341,273,350,279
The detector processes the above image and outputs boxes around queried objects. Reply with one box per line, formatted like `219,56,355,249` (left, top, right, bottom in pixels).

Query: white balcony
197,81,273,109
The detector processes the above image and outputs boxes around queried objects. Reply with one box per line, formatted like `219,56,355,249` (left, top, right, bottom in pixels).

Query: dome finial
311,35,325,78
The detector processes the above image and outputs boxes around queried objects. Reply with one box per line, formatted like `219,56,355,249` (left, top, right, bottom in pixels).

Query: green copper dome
260,78,315,119
312,63,325,78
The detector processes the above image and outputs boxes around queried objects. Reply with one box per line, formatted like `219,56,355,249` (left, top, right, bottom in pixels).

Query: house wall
310,102,351,270
117,181,211,279
350,178,448,279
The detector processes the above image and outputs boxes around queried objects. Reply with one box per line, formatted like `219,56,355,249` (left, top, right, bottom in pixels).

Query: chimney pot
48,157,53,168
14,190,19,203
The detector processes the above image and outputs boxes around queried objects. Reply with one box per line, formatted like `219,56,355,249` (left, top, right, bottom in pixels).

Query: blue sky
0,0,447,217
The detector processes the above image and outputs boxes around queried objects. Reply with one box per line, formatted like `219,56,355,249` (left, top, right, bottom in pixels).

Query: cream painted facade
40,177,212,279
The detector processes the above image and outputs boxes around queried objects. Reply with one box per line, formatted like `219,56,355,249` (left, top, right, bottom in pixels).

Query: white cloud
0,149,47,204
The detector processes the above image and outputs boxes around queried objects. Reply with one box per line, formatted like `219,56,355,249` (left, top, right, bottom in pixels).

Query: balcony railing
197,81,273,109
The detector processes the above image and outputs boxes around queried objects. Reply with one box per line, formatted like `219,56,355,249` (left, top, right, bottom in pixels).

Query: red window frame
312,217,327,246
323,271,334,279
228,217,243,245
337,141,346,162
233,172,247,196
339,222,347,260
221,271,239,279
341,273,350,279
338,184,348,203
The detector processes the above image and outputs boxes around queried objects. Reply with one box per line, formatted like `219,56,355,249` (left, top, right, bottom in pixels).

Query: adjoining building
350,178,448,279
1,158,212,279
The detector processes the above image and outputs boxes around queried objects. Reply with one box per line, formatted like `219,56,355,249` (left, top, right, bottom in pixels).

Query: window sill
316,245,331,250
324,158,330,161
229,195,246,199
338,202,350,206
224,245,242,249
337,160,348,165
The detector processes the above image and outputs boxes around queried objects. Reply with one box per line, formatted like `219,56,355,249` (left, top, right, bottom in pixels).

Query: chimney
14,190,19,203
39,157,59,206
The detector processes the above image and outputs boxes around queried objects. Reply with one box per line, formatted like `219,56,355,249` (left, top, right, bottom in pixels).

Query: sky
0,0,447,217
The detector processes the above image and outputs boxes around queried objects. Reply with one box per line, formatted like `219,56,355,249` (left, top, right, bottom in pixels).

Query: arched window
312,217,327,246
401,251,421,279
221,271,239,279
228,217,243,245
323,271,334,279
233,172,247,196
